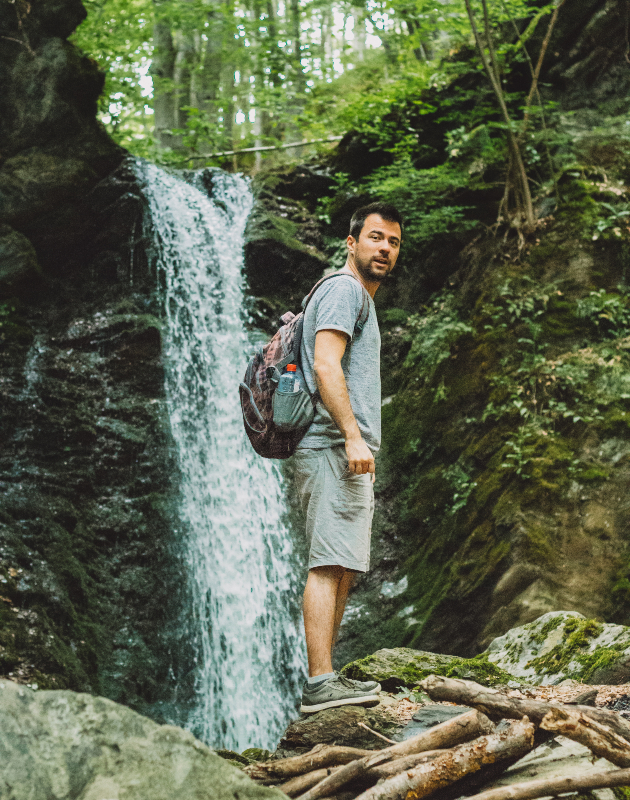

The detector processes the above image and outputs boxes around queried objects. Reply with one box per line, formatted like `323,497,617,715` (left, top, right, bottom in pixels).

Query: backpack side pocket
272,389,315,431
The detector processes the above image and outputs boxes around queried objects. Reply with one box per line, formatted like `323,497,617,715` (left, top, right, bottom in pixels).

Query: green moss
531,615,564,644
526,618,604,677
342,650,515,689
392,653,515,688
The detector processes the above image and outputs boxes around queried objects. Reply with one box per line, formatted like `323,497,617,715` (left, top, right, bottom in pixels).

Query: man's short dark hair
349,202,403,240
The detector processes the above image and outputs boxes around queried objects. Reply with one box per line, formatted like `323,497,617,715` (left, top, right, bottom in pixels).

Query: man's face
347,214,401,283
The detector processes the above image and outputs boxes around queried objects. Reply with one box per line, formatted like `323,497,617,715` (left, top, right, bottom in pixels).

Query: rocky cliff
0,0,188,711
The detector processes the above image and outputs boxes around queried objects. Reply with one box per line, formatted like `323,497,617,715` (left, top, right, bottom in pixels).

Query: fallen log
353,717,535,800
420,675,630,742
461,765,630,800
427,727,556,800
541,706,630,767
245,744,374,782
281,767,342,797
282,751,445,797
367,750,443,780
296,709,495,800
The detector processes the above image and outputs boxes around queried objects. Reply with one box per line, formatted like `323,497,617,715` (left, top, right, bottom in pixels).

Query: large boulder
341,647,516,692
486,611,630,685
0,679,282,800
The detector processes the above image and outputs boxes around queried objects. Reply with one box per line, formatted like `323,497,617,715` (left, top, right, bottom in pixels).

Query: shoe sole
300,694,380,714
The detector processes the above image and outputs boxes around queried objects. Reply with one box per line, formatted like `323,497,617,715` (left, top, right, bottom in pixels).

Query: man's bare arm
313,329,374,476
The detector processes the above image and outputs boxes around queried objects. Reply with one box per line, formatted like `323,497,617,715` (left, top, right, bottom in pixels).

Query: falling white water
136,160,306,751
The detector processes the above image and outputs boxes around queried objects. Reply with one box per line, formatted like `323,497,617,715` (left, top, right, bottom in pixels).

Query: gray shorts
294,446,374,573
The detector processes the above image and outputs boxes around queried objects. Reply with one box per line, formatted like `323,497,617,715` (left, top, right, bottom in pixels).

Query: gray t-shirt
297,273,381,452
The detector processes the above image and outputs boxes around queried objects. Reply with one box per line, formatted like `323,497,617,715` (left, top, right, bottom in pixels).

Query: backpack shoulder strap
301,272,370,337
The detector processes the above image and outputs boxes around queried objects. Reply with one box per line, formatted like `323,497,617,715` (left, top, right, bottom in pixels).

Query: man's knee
308,564,346,581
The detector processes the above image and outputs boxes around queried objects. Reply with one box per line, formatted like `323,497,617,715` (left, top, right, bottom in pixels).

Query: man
294,201,403,713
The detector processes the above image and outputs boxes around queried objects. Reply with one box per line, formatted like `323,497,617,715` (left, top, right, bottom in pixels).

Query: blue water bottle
278,364,299,392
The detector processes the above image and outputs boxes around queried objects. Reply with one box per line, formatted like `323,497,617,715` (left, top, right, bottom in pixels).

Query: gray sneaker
300,674,381,714
344,675,381,693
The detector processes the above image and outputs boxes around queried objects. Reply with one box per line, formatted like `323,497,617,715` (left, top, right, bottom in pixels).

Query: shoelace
337,674,359,690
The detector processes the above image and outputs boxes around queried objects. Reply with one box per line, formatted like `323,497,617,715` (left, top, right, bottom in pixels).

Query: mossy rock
485,610,630,684
341,647,516,691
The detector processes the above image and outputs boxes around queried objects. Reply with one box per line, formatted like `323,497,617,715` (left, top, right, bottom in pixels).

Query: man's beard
354,256,392,282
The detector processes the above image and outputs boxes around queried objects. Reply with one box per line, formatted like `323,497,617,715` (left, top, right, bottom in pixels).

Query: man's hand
345,435,375,476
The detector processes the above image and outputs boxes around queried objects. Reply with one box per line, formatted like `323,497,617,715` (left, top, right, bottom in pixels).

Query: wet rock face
0,0,190,714
244,168,329,330
0,159,189,712
0,0,123,293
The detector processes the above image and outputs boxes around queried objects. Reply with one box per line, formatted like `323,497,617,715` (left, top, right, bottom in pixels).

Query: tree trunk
151,11,177,150
352,2,366,61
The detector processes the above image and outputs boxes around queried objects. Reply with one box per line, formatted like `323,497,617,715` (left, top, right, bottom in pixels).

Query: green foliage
405,293,475,373
360,160,480,256
71,0,154,150
577,289,630,338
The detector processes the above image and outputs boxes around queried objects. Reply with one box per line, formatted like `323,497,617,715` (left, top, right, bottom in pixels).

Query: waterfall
136,160,306,751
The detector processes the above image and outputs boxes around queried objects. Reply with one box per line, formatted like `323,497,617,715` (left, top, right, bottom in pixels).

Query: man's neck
340,261,379,298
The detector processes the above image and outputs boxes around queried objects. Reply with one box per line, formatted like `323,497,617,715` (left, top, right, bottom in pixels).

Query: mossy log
352,717,535,800
540,706,630,767
420,675,630,742
296,710,494,800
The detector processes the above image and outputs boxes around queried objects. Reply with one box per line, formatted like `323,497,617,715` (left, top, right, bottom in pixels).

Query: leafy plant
577,289,630,338
404,294,474,374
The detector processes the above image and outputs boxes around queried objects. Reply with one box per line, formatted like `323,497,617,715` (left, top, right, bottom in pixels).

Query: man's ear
346,235,356,255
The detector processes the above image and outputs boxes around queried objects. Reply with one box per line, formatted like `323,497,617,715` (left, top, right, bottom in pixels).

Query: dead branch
244,744,374,782
357,722,397,745
419,675,630,743
296,710,495,800
178,136,343,163
284,751,445,797
281,767,343,797
367,749,443,780
461,766,630,800
540,706,630,767
353,717,535,800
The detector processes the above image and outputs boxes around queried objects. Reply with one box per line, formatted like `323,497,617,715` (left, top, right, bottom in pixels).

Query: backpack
239,273,370,459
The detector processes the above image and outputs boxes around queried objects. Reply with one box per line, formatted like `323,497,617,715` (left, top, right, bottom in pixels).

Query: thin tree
463,0,536,234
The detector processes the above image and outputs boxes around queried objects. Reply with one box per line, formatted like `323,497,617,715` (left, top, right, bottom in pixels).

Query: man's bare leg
303,565,345,677
332,570,354,651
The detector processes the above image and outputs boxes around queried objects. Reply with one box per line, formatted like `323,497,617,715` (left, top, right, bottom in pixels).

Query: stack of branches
244,675,630,800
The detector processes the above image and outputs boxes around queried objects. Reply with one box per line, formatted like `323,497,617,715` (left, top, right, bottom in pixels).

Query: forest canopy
72,0,558,172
